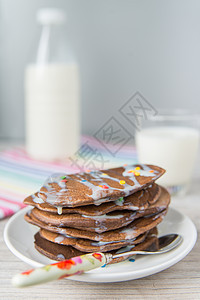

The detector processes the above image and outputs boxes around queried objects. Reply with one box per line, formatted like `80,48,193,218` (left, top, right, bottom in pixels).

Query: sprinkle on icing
102,185,109,189
135,167,141,171
134,172,140,176
119,180,126,185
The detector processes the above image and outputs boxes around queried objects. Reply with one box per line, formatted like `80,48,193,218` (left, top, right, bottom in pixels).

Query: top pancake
23,164,165,207
24,183,161,215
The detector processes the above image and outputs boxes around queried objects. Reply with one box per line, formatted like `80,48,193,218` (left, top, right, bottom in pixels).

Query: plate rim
4,206,197,283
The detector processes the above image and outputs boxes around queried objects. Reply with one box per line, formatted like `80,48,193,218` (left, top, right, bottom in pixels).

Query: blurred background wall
0,0,200,140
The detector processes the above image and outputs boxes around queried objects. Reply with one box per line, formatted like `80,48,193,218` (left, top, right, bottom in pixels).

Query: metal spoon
112,233,183,260
12,234,182,288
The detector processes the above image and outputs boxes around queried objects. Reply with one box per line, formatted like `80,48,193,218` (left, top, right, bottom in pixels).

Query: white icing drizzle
63,233,76,239
91,237,136,247
73,168,139,201
57,228,67,234
84,212,136,233
54,235,65,243
120,227,136,239
93,225,108,233
116,245,136,254
54,232,77,244
93,197,110,206
42,173,70,205
57,206,63,215
121,165,158,196
57,254,65,259
81,213,124,220
40,165,158,206
115,197,124,206
31,194,44,204
126,205,140,210
56,231,77,239
78,179,109,200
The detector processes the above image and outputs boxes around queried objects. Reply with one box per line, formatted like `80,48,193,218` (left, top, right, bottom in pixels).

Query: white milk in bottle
25,8,80,160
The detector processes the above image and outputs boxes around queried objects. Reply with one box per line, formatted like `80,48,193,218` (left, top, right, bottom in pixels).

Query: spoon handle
12,252,112,288
12,235,182,288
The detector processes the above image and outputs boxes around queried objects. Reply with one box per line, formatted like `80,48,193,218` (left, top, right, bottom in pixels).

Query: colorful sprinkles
128,167,141,176
134,172,140,176
60,175,67,182
129,258,135,262
102,185,109,189
99,185,109,189
119,180,126,185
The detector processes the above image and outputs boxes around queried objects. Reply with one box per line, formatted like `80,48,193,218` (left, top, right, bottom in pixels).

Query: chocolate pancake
26,209,167,247
30,208,138,233
39,228,148,252
25,187,169,237
24,183,161,216
34,228,159,264
24,164,165,207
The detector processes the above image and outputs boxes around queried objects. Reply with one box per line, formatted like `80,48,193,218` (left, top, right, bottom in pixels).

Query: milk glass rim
149,109,200,121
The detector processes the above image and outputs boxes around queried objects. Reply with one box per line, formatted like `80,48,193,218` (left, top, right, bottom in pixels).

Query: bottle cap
37,8,66,25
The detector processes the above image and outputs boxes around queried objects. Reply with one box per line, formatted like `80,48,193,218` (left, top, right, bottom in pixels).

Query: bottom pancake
38,227,148,252
34,228,158,264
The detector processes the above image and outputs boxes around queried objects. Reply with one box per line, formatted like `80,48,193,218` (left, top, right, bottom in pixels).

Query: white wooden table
0,142,200,299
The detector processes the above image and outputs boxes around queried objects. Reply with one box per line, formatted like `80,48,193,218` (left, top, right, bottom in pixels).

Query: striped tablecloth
0,136,137,219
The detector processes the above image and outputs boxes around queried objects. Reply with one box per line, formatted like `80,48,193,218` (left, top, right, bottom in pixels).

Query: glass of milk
135,110,200,195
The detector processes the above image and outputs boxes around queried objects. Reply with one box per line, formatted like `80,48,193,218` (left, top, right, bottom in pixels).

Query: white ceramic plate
4,206,197,283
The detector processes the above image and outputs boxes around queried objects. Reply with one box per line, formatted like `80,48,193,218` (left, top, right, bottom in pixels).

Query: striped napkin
0,136,137,219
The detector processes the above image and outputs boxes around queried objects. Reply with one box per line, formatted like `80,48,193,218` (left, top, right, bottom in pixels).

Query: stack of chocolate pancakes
24,164,170,264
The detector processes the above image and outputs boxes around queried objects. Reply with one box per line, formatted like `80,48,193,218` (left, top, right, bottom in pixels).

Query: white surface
4,206,197,283
25,64,80,160
136,126,199,186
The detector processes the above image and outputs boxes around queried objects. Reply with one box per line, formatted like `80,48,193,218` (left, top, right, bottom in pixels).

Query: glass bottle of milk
25,8,80,160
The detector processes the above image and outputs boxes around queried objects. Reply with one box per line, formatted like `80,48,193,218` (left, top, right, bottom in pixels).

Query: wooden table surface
0,143,199,299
